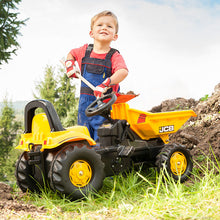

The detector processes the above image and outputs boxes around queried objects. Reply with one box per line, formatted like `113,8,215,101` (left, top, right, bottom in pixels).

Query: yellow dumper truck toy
15,93,197,200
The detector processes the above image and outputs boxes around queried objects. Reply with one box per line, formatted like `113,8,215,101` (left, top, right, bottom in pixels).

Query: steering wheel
85,93,117,117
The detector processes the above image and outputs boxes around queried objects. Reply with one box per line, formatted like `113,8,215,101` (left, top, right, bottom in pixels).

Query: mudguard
16,100,96,151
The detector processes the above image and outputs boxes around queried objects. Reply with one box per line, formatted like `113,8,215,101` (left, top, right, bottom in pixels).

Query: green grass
16,157,220,220
200,94,209,101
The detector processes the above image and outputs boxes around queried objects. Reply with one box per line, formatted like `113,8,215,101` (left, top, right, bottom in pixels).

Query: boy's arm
94,68,128,97
67,52,75,60
109,68,128,84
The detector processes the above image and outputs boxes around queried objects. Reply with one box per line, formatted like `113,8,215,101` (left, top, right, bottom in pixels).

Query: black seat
24,99,65,133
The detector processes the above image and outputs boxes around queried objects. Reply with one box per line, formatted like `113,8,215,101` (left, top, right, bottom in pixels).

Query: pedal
117,145,134,157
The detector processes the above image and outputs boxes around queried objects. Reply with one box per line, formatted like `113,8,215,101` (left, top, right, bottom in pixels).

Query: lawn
19,155,220,219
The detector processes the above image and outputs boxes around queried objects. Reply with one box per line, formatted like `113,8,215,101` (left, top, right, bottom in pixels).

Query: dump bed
111,103,197,144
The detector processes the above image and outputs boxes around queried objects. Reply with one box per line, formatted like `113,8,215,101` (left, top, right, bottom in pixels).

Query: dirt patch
118,91,136,95
0,182,46,218
150,97,199,113
150,83,220,163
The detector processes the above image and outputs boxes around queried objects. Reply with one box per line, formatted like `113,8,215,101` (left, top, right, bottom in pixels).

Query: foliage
34,65,58,103
34,65,78,126
200,94,209,101
0,0,28,65
0,97,21,181
56,66,79,126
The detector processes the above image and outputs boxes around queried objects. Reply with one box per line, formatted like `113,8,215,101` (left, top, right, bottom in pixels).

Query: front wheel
155,143,193,182
49,141,105,200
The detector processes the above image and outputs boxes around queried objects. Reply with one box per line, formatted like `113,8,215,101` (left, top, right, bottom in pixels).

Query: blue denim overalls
78,44,119,141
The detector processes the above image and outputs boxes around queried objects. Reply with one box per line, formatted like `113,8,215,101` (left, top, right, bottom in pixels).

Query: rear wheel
156,144,193,182
15,152,40,193
49,141,105,200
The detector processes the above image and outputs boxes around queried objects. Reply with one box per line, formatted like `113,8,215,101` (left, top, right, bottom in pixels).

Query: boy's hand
94,78,111,97
65,59,80,78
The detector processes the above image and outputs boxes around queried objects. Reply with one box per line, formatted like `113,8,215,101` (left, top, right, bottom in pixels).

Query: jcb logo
159,125,174,133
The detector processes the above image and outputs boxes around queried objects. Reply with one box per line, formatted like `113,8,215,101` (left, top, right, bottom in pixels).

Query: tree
34,65,78,126
56,66,78,126
34,65,58,103
0,97,21,181
0,0,28,65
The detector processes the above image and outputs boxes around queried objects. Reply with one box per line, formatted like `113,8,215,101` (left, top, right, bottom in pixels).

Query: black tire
15,152,40,193
155,143,193,182
49,141,105,200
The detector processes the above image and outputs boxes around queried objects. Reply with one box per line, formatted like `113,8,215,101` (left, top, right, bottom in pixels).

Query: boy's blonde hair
90,10,119,34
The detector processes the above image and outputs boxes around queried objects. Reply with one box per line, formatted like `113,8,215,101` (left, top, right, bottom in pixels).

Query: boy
65,10,128,141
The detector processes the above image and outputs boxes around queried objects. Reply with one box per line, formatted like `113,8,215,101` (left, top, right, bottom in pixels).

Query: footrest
117,145,134,157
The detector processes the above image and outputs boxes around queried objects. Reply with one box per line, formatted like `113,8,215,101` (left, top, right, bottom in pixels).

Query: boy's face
90,16,118,43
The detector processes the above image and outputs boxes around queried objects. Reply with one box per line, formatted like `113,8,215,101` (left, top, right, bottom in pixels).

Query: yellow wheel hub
69,160,92,187
170,151,187,175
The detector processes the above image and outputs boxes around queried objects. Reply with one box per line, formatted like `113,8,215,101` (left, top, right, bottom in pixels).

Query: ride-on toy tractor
15,93,197,200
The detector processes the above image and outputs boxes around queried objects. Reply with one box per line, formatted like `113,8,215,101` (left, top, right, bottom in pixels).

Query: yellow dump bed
111,103,197,144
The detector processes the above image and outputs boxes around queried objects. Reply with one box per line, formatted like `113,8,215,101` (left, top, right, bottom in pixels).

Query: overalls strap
80,44,119,96
84,44,93,57
84,44,119,59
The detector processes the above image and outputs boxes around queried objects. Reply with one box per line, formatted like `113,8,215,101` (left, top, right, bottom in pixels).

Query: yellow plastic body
16,113,96,151
111,103,197,144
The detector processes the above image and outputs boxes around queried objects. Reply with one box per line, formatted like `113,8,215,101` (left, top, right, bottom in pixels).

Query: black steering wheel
85,93,117,117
